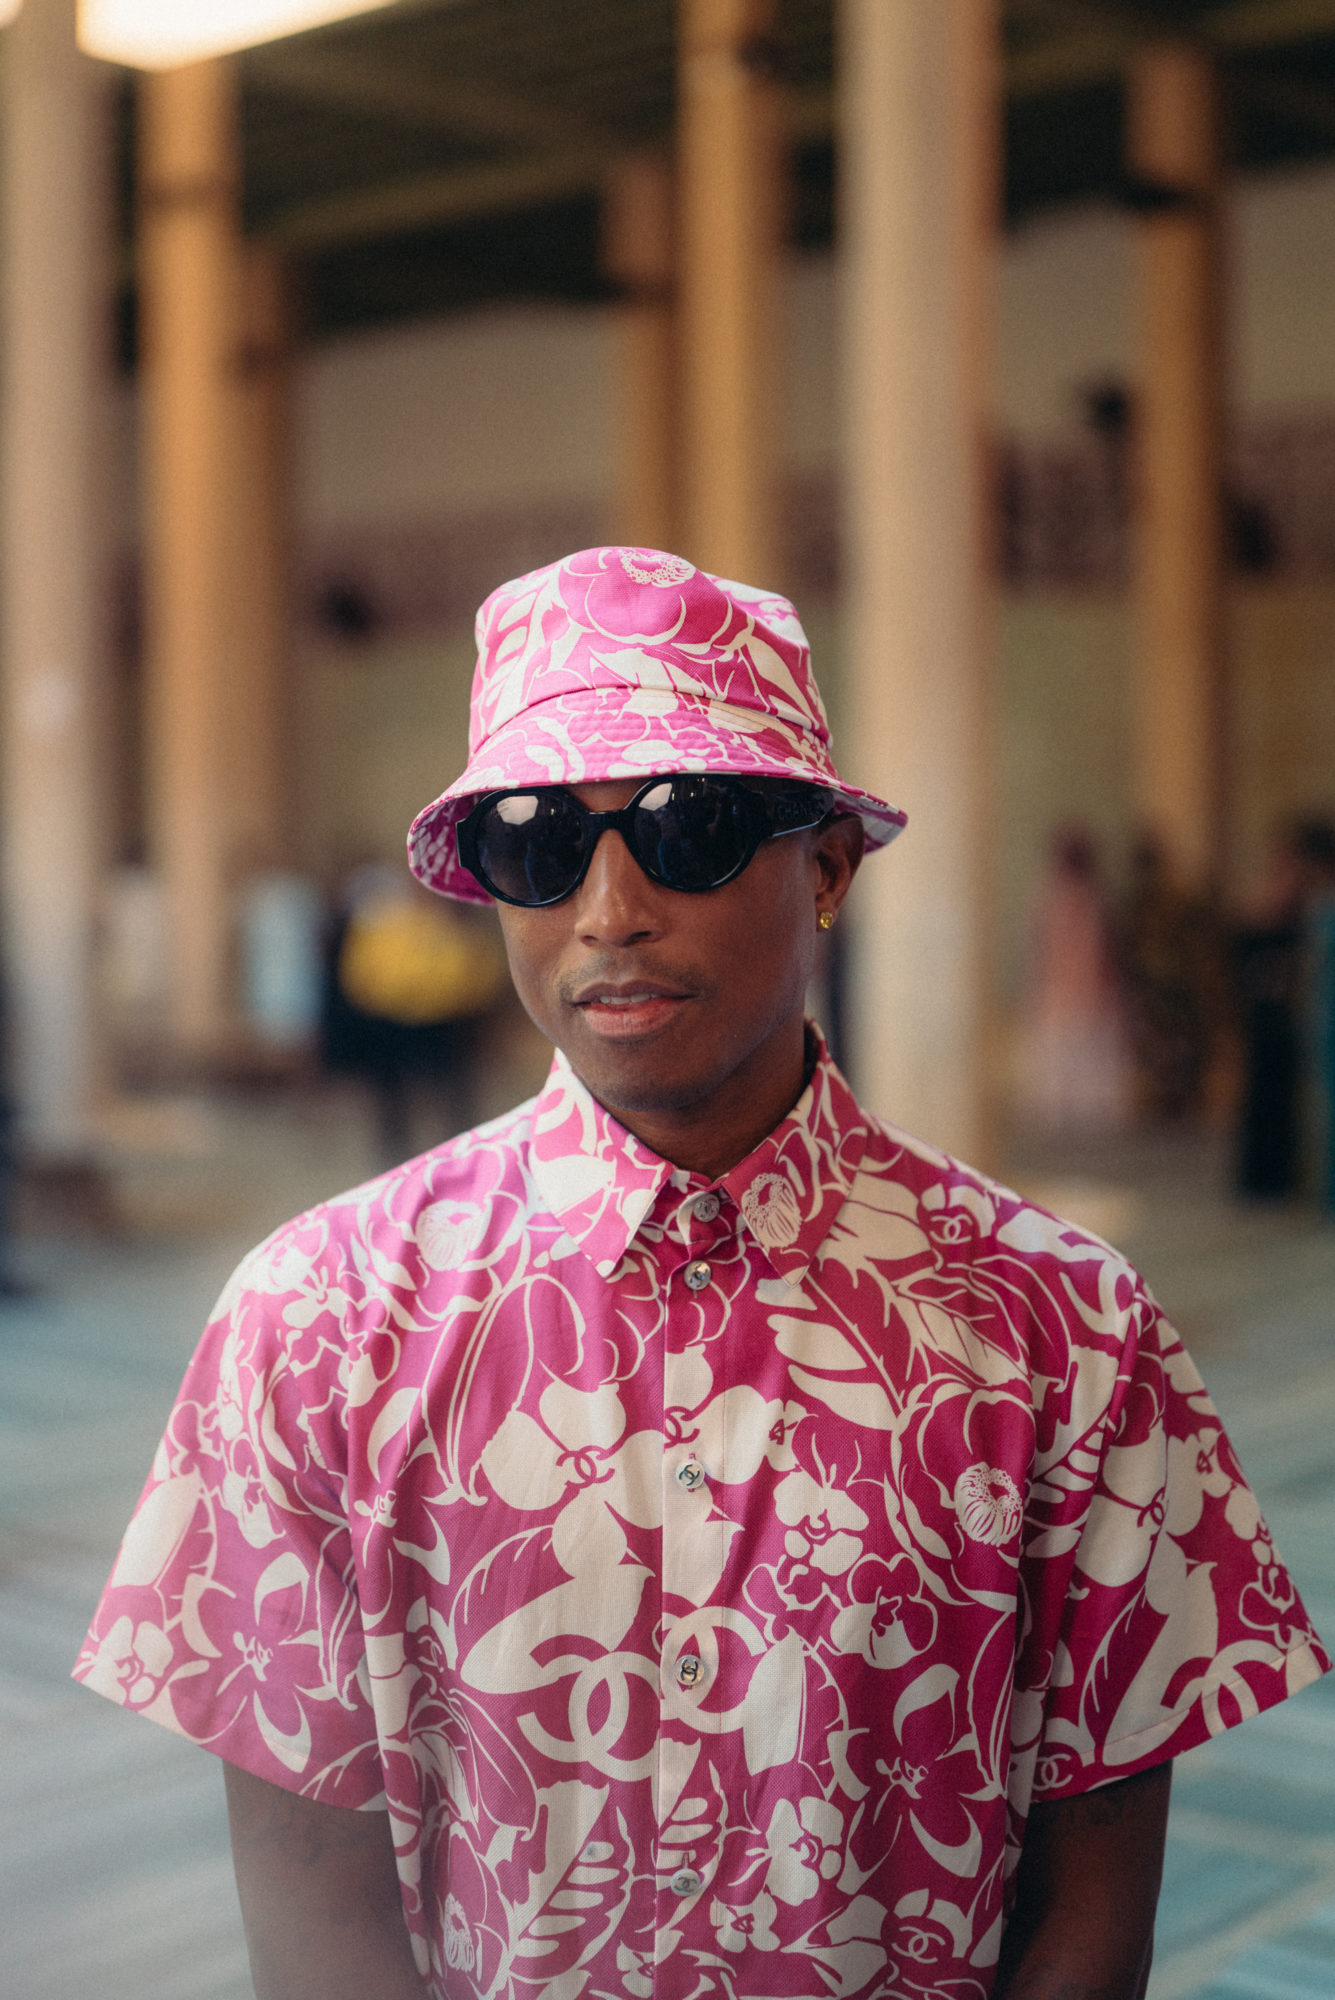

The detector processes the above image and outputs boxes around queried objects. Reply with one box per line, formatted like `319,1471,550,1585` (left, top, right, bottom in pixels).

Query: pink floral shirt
76,1034,1328,1999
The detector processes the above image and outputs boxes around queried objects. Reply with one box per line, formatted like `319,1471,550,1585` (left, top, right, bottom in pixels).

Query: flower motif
214,1335,249,1444
713,1889,781,1953
616,1942,655,1997
740,1173,802,1251
221,1456,279,1550
775,1465,869,1577
443,1893,475,1973
1166,1427,1231,1534
764,1796,844,1906
1225,1480,1264,1543
954,1463,1022,1546
357,1490,396,1529
831,1554,938,1669
235,1632,273,1681
416,1201,478,1272
877,1757,928,1799
90,1614,172,1706
620,549,694,588
1241,1562,1304,1648
558,545,733,647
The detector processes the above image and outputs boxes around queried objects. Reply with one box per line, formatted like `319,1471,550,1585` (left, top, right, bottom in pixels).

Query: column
1,0,112,1155
226,242,295,875
839,0,999,1162
603,153,677,554
677,0,782,584
1128,42,1225,891
138,59,244,1052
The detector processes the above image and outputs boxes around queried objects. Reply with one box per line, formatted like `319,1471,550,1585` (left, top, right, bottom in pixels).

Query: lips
571,979,692,1040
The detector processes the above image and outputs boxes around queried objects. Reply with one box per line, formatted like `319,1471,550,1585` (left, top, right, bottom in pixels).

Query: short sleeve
1018,1290,1329,1801
73,1222,383,1806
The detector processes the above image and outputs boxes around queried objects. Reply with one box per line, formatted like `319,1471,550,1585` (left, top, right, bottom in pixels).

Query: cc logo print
518,1651,659,1780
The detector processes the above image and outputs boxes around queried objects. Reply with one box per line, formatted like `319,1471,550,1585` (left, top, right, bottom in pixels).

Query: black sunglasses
457,774,836,908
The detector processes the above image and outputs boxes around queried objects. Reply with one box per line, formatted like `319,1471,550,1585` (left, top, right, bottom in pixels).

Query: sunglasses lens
465,776,782,905
474,791,589,904
631,777,756,891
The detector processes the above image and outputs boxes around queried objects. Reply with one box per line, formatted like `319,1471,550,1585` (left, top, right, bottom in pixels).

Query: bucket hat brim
408,686,906,905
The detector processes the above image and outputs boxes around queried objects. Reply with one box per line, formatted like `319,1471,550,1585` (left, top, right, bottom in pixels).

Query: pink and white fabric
76,1033,1328,1999
407,545,906,903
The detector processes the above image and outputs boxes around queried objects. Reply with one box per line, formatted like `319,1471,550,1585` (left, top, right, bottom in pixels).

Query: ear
812,813,865,922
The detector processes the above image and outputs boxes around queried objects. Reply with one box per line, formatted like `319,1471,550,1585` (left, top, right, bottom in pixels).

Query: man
78,546,1328,2000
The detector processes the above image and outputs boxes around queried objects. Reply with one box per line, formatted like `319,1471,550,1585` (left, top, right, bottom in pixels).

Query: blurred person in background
320,862,507,1163
238,868,326,1056
75,550,1327,2000
1015,821,1132,1137
1311,848,1335,1215
1120,831,1223,1124
1232,814,1335,1200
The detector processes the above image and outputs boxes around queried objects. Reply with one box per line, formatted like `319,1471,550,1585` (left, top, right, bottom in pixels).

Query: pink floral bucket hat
408,544,906,903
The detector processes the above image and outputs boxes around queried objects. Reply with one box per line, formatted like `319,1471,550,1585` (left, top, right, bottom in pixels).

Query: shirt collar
528,1027,868,1284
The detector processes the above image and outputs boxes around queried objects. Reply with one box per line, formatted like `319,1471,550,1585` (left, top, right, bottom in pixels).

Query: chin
570,1047,708,1118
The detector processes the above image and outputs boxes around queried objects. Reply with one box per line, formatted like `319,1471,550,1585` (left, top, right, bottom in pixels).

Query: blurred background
1,2,1334,1996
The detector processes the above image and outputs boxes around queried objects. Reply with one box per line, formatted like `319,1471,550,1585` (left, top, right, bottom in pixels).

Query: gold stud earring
818,910,835,932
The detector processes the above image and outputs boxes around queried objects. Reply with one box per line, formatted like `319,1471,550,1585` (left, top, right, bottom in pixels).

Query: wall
284,161,1335,953
993,162,1335,956
290,263,849,880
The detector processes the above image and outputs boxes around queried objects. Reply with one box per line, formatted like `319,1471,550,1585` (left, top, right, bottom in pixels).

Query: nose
573,828,665,945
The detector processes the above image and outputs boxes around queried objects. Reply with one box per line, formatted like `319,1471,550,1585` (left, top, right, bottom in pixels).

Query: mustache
559,956,703,1007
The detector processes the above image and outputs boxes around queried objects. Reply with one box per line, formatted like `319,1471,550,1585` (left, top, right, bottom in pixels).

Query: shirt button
693,1192,721,1222
684,1259,712,1291
675,1653,706,1690
676,1458,706,1491
670,1868,702,1898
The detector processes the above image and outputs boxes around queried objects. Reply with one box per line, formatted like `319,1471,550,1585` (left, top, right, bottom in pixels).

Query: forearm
991,1762,1172,2000
992,1917,1152,1999
224,1761,432,2000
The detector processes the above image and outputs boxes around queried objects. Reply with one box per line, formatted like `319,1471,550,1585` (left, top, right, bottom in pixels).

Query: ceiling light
78,0,398,69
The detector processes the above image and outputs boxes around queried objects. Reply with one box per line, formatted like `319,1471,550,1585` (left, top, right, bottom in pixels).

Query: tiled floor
0,1092,1332,1999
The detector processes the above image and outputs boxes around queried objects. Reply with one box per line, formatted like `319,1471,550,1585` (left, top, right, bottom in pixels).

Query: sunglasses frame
456,774,836,908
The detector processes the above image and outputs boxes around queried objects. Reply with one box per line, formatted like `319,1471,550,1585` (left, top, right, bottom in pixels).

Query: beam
1239,69,1335,143
1006,25,1130,96
263,147,606,251
247,41,622,154
255,76,840,257
1006,0,1335,98
1210,0,1335,48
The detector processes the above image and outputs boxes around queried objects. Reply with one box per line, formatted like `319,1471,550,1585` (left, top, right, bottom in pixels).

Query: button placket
659,1206,729,1943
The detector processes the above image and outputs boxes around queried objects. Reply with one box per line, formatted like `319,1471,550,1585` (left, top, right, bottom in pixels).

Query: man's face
493,778,863,1176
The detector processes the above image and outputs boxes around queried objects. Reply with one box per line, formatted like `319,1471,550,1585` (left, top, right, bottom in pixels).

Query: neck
579,1020,813,1182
